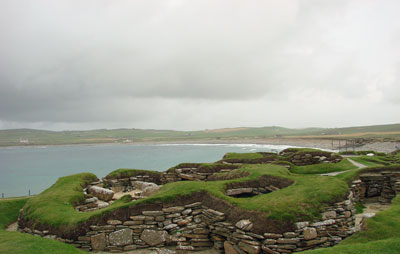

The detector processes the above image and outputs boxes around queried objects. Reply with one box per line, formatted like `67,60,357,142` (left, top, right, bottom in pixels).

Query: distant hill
0,123,399,146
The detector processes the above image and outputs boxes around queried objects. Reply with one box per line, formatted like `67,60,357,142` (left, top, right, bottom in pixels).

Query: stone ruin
351,168,400,204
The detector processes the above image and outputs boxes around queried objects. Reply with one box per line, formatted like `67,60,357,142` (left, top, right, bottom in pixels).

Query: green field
1,123,400,146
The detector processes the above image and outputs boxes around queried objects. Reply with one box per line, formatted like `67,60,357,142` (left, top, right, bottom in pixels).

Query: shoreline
1,137,399,153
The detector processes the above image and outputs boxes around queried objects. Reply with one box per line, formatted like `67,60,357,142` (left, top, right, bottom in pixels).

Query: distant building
19,138,29,144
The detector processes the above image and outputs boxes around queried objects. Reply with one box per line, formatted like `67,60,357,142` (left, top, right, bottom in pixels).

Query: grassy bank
0,198,84,254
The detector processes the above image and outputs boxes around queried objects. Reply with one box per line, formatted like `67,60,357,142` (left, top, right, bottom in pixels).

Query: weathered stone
235,220,253,231
85,197,98,204
227,188,253,196
283,232,297,238
322,211,337,220
277,238,299,244
130,215,146,221
178,218,192,226
107,220,122,225
303,227,318,240
311,219,336,227
109,228,133,246
224,241,240,254
123,245,137,251
163,206,185,213
140,229,169,246
264,233,282,239
238,241,260,254
261,246,279,254
295,221,309,230
88,186,114,201
143,211,164,216
91,233,106,251
142,185,161,197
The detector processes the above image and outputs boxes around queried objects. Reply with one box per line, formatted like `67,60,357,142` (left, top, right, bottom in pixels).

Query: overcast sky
0,0,399,131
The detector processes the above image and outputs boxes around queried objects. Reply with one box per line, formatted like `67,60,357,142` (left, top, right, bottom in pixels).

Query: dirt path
320,158,366,176
355,197,391,228
6,221,18,232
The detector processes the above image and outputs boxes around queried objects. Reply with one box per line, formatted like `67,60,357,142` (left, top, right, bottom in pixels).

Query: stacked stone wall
19,192,357,254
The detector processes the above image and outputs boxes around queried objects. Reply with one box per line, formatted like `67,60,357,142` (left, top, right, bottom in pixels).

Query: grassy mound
290,158,357,174
0,198,84,254
22,160,352,233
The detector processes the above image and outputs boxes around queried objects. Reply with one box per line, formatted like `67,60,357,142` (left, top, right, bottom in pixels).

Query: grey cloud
0,0,399,129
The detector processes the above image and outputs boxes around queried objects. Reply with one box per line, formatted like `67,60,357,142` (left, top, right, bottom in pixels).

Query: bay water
0,143,295,197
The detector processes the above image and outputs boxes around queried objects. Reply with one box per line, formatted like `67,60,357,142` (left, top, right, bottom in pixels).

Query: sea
0,143,298,198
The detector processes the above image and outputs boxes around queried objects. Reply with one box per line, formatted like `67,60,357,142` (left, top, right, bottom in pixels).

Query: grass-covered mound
290,158,357,174
106,168,162,179
221,152,279,164
0,198,83,254
167,162,240,173
21,157,354,235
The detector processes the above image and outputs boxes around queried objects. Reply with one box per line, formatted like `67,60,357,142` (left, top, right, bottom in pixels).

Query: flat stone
163,206,185,213
140,229,169,246
264,233,282,239
109,228,133,246
224,241,240,254
238,241,260,254
295,221,309,230
235,219,253,231
311,219,336,227
227,188,253,196
303,228,317,240
322,211,337,220
107,220,122,225
143,211,164,216
88,186,114,201
91,233,106,251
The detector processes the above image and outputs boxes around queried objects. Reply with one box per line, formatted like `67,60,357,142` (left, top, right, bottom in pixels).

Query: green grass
1,123,400,146
290,159,357,174
106,168,162,179
349,156,385,167
23,162,351,229
223,152,264,160
0,198,84,254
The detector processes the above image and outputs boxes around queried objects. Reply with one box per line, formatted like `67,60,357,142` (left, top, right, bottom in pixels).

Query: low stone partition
225,176,294,198
18,190,357,254
279,149,342,166
350,168,400,204
104,172,162,193
161,164,240,184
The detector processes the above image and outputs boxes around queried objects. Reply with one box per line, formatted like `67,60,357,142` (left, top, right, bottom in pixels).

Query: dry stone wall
350,170,400,204
19,191,357,254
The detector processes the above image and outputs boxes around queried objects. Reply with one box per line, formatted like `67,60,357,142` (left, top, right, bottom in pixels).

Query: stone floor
98,247,219,254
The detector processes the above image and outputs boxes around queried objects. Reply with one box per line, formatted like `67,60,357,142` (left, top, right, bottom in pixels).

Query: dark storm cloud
0,0,399,130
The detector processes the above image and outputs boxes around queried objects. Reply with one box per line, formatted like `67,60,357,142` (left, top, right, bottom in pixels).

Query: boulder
109,228,133,246
140,229,169,246
91,233,106,251
88,186,114,201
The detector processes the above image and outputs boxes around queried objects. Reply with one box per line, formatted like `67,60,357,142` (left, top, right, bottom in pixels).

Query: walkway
320,158,366,176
